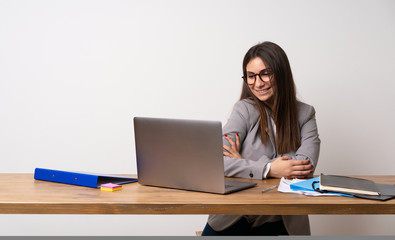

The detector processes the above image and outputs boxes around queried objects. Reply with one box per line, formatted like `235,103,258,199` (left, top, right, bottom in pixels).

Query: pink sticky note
101,183,122,188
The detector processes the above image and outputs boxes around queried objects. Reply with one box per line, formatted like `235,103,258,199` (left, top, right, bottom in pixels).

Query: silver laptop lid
134,117,226,194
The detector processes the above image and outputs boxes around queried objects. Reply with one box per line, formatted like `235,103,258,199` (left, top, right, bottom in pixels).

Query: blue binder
34,168,138,188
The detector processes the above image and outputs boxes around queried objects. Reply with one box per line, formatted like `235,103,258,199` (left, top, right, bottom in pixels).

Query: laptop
133,117,257,194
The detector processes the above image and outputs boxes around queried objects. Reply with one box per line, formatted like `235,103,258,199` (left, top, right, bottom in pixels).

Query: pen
262,185,278,193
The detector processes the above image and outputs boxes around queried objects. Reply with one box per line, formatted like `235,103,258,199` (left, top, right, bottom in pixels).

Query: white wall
0,0,394,236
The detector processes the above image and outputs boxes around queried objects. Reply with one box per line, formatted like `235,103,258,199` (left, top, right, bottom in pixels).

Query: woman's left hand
223,133,242,159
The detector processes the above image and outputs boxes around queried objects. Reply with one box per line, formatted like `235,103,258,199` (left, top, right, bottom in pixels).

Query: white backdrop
0,0,394,236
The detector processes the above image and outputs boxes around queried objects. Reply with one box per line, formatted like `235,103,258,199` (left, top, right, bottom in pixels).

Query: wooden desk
0,174,394,215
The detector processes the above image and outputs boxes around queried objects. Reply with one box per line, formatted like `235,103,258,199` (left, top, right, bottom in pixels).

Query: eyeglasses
242,69,273,85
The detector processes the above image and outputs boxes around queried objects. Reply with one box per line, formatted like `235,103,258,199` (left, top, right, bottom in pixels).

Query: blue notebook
34,168,138,188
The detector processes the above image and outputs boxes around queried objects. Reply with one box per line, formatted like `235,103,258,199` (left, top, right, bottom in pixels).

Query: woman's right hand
267,156,313,179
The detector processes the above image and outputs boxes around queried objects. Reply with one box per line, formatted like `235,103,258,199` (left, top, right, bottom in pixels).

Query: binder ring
312,181,328,193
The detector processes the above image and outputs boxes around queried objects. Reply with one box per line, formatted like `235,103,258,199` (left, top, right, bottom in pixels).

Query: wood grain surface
0,174,394,215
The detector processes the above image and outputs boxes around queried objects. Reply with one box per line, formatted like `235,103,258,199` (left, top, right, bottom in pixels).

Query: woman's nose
254,77,266,87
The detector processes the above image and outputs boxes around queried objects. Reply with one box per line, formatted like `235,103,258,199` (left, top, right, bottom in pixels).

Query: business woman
201,41,320,236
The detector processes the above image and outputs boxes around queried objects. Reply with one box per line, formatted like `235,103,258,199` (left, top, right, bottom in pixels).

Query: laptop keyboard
223,179,257,194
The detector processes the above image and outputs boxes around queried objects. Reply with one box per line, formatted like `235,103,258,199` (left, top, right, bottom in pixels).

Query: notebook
319,174,395,201
133,117,257,194
320,174,380,196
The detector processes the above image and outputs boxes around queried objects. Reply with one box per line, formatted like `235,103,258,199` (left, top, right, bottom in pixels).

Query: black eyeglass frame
242,69,274,85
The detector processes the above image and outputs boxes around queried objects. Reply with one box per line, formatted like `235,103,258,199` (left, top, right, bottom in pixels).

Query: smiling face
246,57,276,108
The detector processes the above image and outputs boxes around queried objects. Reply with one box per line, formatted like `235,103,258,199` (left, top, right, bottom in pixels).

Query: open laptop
133,117,257,194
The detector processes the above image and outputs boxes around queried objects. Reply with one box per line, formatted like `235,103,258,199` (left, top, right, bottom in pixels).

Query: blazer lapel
264,108,277,156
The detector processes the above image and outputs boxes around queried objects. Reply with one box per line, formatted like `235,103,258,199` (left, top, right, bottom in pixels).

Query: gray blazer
208,98,320,235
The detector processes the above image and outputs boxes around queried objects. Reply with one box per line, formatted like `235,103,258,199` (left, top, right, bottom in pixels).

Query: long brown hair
240,41,300,154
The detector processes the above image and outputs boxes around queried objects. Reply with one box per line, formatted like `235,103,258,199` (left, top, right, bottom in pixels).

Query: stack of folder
289,174,395,201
